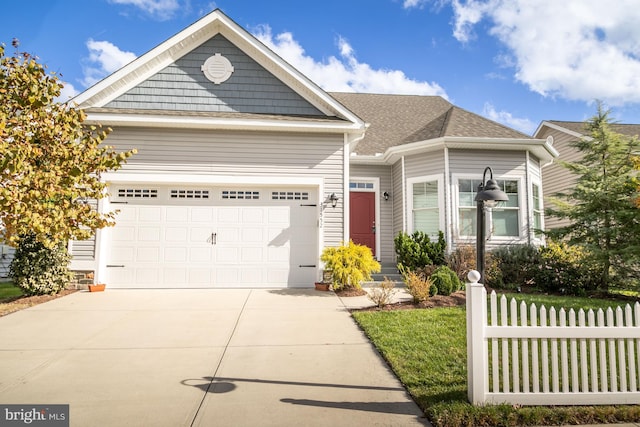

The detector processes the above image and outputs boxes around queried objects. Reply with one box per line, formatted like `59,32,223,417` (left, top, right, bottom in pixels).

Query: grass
0,281,22,299
352,292,640,427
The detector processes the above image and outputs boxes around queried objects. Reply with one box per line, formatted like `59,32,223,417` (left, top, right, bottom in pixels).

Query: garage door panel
164,247,188,262
139,207,162,221
189,247,212,262
166,207,189,222
138,228,161,241
106,186,319,288
136,247,160,262
241,247,263,263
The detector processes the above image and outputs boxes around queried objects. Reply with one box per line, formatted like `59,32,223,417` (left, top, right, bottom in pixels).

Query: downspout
444,147,452,251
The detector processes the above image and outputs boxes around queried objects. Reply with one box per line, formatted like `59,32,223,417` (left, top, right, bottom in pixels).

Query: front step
363,262,404,287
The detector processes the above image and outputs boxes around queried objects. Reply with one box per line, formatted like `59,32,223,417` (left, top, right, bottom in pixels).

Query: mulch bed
0,289,77,317
335,287,467,312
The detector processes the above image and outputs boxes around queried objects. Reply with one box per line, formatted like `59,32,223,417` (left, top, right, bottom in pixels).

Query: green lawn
352,292,640,427
0,281,22,299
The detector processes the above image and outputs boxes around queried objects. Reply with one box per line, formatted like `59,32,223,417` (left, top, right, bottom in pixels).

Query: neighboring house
41,9,557,288
534,120,640,230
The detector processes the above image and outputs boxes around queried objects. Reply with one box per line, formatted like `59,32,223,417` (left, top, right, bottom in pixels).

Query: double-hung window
457,177,520,237
409,176,442,236
532,183,543,238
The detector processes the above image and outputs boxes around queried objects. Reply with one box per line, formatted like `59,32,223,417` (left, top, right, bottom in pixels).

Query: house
533,120,640,229
50,9,558,288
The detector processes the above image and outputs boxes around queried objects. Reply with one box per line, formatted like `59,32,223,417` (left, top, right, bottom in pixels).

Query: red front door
350,192,376,256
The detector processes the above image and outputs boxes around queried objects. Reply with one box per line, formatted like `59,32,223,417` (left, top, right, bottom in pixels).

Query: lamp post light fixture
474,167,509,284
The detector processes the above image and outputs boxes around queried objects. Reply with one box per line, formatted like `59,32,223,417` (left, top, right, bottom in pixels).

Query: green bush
430,265,461,296
489,244,541,290
9,235,73,295
394,231,446,271
534,240,600,295
321,240,381,291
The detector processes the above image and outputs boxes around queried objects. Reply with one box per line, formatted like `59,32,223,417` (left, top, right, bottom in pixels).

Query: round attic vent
201,53,234,84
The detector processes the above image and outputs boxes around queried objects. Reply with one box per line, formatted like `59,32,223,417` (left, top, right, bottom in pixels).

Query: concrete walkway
0,289,429,426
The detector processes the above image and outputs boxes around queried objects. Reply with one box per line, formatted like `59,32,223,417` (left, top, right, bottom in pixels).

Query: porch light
383,191,390,201
474,167,509,284
330,193,339,208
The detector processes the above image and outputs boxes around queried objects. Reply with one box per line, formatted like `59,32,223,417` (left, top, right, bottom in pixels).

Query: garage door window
271,191,309,200
117,188,158,198
222,190,260,200
170,189,209,199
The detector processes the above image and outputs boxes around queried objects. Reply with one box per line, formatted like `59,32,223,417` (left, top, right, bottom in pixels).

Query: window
457,178,520,237
532,183,543,238
409,177,441,235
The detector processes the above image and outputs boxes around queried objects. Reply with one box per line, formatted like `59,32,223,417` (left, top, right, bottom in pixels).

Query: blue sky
3,0,640,135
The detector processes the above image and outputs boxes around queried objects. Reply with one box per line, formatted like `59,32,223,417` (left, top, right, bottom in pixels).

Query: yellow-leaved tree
0,40,136,294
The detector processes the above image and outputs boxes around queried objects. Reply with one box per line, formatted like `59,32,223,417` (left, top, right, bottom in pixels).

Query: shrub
367,277,398,308
399,265,433,303
430,265,462,296
9,234,73,295
534,240,600,295
321,240,381,291
394,230,446,271
447,244,476,282
489,244,541,290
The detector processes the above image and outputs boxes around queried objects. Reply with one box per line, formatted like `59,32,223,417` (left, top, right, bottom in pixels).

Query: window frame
530,180,545,241
407,174,445,237
452,173,525,242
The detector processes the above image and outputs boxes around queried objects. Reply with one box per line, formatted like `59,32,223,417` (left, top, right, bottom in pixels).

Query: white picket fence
466,270,640,405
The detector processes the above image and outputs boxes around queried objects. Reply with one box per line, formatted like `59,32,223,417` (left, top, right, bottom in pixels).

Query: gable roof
330,93,540,158
538,120,640,139
72,9,365,134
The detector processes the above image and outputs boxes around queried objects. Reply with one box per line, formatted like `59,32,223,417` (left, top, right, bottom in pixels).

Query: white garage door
104,186,319,288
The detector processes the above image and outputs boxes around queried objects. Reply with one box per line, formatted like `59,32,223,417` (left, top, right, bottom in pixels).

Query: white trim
401,156,407,233
349,177,381,259
406,174,445,238
101,172,322,187
530,179,545,244
83,111,365,134
534,121,584,139
444,147,452,248
451,173,526,243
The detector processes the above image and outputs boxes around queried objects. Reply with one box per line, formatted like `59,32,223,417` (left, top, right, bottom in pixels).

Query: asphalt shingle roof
330,92,532,155
547,120,640,138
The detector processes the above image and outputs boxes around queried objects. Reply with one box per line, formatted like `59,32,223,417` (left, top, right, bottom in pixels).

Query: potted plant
320,240,381,292
88,283,106,292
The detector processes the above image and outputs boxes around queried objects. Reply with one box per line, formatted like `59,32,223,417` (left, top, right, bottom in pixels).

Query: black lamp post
474,167,509,284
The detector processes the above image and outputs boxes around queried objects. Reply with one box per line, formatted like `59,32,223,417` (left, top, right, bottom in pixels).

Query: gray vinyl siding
349,164,394,263
105,127,345,248
106,35,323,116
70,200,98,261
537,128,582,230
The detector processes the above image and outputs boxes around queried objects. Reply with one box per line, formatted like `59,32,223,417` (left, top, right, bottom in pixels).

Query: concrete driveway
0,289,429,426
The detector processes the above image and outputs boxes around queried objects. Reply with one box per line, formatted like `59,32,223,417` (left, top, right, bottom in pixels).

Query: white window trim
452,173,526,243
530,179,545,243
407,174,445,237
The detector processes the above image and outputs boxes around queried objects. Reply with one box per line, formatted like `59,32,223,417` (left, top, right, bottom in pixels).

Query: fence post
466,269,488,405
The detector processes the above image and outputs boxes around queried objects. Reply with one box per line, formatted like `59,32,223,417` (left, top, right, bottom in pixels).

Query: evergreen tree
547,102,640,291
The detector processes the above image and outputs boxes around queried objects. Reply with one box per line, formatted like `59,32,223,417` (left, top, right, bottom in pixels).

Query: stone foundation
69,271,95,290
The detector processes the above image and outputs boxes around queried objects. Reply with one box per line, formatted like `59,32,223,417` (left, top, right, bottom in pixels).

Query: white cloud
482,102,536,134
108,0,181,20
57,81,79,102
448,0,640,106
81,39,137,87
254,26,448,97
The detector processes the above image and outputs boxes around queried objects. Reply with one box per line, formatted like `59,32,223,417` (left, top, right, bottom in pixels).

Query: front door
350,191,376,256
